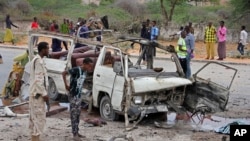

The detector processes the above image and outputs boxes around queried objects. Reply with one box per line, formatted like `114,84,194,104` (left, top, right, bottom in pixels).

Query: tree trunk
160,0,169,26
169,0,179,21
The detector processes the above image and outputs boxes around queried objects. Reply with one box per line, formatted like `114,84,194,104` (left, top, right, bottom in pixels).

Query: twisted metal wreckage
0,30,237,132
113,35,237,131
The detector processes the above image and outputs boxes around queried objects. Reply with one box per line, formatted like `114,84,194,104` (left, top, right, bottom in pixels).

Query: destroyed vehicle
25,31,237,128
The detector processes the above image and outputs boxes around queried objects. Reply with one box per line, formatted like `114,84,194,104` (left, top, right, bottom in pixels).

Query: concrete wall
81,0,155,5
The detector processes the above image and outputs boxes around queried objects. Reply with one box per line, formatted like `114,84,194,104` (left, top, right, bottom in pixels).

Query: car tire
48,78,60,100
99,95,119,121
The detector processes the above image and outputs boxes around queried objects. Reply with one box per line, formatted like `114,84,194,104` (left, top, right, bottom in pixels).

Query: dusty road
1,48,250,141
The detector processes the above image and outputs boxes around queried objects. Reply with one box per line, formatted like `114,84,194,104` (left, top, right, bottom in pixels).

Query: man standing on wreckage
29,42,49,141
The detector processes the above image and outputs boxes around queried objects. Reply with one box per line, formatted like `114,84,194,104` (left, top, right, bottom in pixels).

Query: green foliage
230,0,250,14
27,0,81,10
27,0,130,20
100,0,115,6
230,0,250,27
0,0,8,11
146,0,232,26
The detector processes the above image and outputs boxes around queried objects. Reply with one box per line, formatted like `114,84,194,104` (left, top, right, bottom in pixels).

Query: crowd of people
140,20,248,79
203,21,248,60
140,19,159,65
43,17,104,52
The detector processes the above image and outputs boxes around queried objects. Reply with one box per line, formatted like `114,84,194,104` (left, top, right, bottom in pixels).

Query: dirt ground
1,35,250,141
0,104,229,141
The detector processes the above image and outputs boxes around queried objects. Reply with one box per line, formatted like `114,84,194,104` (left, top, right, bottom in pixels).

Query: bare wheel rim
49,79,57,99
102,101,111,118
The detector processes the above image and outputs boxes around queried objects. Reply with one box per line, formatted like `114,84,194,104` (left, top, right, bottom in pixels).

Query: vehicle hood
131,77,192,93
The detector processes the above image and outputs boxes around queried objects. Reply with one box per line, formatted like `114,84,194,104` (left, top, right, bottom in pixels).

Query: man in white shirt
238,26,248,55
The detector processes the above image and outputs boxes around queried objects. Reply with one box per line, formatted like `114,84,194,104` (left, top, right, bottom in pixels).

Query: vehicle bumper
128,104,168,117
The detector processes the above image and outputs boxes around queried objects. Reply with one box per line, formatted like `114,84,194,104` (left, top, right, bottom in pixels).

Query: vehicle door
28,34,74,95
184,62,237,113
93,46,125,111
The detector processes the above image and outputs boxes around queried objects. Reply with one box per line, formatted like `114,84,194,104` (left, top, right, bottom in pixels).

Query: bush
114,0,146,17
17,0,32,15
37,11,59,30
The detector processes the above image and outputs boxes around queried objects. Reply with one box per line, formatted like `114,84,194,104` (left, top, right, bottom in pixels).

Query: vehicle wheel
48,78,60,100
99,95,119,121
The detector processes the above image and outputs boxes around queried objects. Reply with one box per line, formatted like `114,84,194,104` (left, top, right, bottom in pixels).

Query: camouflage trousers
29,94,46,136
69,95,82,135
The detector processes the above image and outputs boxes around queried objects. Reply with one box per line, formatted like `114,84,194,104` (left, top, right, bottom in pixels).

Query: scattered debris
0,106,28,117
154,121,175,129
108,134,134,141
7,101,28,108
59,103,70,111
215,121,248,135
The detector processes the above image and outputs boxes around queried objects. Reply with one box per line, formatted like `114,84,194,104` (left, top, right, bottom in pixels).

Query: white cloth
240,30,248,45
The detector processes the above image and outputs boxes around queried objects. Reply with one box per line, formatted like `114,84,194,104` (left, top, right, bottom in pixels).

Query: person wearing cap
217,21,227,60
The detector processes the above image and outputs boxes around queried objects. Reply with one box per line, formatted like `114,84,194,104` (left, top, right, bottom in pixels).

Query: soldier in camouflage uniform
29,42,49,141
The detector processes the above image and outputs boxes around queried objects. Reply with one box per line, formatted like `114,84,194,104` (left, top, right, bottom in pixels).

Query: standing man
140,22,148,65
31,17,40,46
217,21,227,60
146,19,151,40
188,22,194,34
185,26,195,79
176,31,188,76
60,18,69,34
51,24,62,52
150,21,159,56
237,26,248,55
62,58,93,141
3,14,19,45
60,19,69,50
204,22,216,60
49,20,56,32
29,42,49,141
169,26,184,39
78,20,89,39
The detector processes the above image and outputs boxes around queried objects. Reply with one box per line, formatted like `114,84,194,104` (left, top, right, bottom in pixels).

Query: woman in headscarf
3,15,19,45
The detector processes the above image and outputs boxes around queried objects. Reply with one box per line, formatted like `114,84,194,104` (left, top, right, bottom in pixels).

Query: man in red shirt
31,17,40,45
50,20,56,32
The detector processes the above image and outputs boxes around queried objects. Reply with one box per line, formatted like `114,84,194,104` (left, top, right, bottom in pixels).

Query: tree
230,0,250,21
0,0,8,12
160,0,179,26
